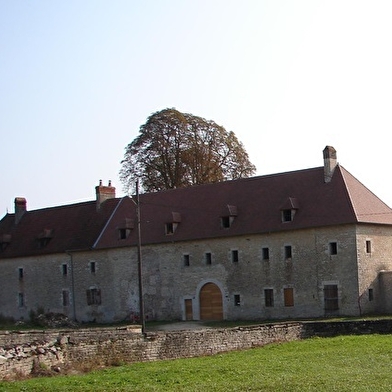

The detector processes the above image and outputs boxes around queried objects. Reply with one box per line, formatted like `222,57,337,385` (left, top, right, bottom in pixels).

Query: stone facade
2,147,392,324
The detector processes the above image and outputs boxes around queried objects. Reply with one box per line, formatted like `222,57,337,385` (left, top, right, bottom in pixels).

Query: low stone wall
2,319,392,380
0,323,302,380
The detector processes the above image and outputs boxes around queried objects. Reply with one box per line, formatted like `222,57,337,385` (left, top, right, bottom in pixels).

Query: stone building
1,146,392,323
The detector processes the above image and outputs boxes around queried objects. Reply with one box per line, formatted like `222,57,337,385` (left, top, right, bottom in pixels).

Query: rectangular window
165,222,174,235
232,250,239,263
18,267,24,280
86,288,101,305
234,294,241,306
366,240,372,254
369,288,374,301
62,290,70,306
282,209,292,222
264,289,274,307
284,245,292,260
284,288,294,307
262,247,269,261
329,242,338,255
221,216,231,228
62,264,68,276
324,284,339,311
18,292,24,307
205,252,212,265
119,228,131,239
90,261,96,274
183,254,190,267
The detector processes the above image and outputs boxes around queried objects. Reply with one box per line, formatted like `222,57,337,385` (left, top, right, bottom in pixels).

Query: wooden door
185,299,193,320
199,283,223,320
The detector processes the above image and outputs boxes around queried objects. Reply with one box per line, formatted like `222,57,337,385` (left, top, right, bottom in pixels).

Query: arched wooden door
199,282,223,320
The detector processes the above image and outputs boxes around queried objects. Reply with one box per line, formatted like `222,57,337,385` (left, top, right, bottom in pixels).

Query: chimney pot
95,180,116,209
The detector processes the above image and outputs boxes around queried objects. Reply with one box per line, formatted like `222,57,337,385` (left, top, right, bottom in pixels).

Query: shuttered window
284,288,294,307
324,285,339,310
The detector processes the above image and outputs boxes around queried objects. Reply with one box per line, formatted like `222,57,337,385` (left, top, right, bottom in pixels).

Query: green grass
2,334,392,391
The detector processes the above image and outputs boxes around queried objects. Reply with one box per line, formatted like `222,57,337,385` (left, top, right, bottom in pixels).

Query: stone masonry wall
2,320,392,380
0,323,301,380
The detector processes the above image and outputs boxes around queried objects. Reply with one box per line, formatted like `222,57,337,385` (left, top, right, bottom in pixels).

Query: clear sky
1,1,392,215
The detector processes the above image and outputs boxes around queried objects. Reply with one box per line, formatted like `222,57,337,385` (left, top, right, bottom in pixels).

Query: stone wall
2,320,392,380
0,323,301,380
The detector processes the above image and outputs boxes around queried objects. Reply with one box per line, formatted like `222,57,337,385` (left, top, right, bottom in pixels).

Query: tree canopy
119,108,256,193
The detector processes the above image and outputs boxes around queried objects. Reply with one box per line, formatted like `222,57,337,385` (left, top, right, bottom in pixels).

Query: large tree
120,108,256,193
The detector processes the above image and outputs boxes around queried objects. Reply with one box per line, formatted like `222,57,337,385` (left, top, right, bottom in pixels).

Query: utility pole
136,179,146,334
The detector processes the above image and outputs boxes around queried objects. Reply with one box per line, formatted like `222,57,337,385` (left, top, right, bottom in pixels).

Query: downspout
66,250,78,322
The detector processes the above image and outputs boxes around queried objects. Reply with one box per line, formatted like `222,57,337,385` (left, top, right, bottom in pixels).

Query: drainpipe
66,250,77,322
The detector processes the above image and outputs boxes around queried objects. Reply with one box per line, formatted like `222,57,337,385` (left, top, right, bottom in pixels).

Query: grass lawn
2,334,392,391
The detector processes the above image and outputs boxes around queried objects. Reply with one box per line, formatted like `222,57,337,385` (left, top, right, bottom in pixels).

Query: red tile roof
2,164,392,258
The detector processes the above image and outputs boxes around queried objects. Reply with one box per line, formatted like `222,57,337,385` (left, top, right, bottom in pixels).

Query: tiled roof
2,164,392,258
0,198,122,259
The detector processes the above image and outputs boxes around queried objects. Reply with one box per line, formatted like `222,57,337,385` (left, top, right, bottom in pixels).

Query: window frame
329,241,338,255
284,245,292,260
264,288,274,307
86,288,102,306
262,247,270,261
284,287,294,307
323,284,339,311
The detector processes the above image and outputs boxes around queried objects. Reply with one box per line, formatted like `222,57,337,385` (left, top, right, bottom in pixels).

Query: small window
284,245,292,260
90,261,96,274
183,254,190,267
165,222,174,235
18,292,24,307
234,294,241,306
37,237,51,248
221,216,231,228
368,288,374,301
62,264,68,276
284,288,294,307
262,247,270,261
324,284,339,311
232,250,239,263
366,240,372,254
119,228,131,240
62,290,70,306
86,288,101,305
205,252,212,265
282,209,292,222
18,267,24,280
329,242,338,255
264,289,274,307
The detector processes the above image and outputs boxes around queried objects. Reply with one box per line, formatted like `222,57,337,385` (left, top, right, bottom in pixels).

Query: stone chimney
95,180,116,209
323,146,337,183
14,197,27,224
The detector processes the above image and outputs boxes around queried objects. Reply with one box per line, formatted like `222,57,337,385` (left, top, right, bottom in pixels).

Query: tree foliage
120,108,256,193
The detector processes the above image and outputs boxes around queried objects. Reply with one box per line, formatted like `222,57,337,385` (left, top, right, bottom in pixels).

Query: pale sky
1,1,392,216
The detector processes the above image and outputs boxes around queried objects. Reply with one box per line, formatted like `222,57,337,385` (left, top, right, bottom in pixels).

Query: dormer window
282,209,293,222
221,205,237,229
165,212,181,235
0,234,11,251
118,218,134,240
37,229,53,248
280,197,299,223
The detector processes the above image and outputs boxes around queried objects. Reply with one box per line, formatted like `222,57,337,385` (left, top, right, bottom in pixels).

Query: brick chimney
323,146,337,183
14,197,27,224
95,180,116,209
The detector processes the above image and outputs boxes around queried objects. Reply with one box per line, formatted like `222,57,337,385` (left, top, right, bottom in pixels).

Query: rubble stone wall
2,320,392,380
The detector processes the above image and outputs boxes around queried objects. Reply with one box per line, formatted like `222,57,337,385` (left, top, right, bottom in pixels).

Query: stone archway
199,282,223,320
